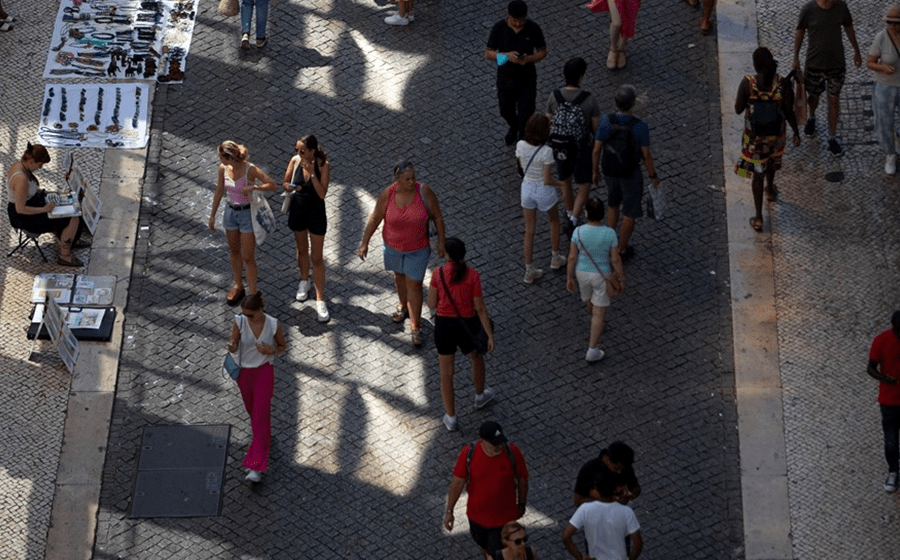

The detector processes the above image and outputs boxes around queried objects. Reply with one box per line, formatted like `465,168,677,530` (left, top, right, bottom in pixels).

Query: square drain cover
130,424,230,518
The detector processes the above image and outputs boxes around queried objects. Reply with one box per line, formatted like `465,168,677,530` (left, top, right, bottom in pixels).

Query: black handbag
439,266,493,355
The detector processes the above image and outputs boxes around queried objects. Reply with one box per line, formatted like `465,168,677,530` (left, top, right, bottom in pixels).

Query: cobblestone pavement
758,1,900,558
0,0,739,559
92,1,742,558
0,2,104,558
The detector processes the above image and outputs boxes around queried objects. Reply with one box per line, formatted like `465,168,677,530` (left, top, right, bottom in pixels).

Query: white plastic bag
250,191,276,245
646,183,667,220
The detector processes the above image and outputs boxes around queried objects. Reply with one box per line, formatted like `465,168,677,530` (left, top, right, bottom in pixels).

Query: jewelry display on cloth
38,83,150,149
43,0,199,83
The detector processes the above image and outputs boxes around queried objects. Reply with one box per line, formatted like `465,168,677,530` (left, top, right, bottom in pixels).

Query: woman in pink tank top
358,160,446,346
208,140,278,305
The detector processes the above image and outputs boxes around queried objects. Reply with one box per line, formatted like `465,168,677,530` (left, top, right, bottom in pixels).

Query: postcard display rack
28,274,118,349
43,152,104,233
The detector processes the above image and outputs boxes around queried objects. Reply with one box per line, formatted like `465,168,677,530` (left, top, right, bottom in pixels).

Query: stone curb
716,0,793,558
43,141,149,560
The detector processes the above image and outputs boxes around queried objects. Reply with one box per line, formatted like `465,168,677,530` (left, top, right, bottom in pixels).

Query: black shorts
434,315,481,356
555,143,592,184
288,196,327,236
605,167,644,219
469,520,504,554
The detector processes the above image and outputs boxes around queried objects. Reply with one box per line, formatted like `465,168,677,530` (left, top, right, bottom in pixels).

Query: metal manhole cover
130,424,230,518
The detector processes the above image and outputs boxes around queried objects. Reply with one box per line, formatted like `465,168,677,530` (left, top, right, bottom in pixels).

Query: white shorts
576,269,610,307
520,179,558,212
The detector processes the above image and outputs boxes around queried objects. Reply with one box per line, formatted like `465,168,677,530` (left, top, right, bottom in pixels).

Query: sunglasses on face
507,535,528,545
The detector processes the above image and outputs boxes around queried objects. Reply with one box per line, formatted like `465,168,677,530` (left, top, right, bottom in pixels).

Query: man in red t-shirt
868,311,900,492
443,421,529,559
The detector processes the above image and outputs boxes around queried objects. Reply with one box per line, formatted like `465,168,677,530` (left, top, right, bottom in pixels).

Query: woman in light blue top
566,198,625,362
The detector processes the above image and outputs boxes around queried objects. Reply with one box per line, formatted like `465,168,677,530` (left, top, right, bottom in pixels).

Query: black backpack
549,89,591,162
600,114,641,178
748,75,783,137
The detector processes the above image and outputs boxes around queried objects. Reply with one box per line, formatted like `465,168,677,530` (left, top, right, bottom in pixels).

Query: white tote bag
250,191,276,246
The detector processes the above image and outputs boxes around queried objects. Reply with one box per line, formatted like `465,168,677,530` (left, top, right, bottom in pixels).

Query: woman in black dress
282,134,331,323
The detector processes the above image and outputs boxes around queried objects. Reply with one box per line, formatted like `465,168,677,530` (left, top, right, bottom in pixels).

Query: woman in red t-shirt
428,238,495,431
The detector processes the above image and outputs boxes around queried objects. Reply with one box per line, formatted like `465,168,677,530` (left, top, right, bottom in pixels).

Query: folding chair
8,228,48,262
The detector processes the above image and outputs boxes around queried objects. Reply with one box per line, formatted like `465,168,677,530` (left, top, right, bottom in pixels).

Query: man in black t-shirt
572,441,641,507
484,1,547,145
791,0,861,157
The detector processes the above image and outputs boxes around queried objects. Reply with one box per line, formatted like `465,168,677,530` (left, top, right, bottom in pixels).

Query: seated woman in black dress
6,143,84,266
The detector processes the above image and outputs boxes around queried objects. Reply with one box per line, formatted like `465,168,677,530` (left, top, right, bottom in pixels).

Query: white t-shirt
869,30,900,87
234,313,278,368
515,141,554,183
569,501,641,560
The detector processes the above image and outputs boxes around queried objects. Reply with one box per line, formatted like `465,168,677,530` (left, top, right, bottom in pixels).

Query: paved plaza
0,0,899,558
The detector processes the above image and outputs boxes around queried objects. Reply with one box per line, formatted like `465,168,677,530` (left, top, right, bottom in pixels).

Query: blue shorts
224,205,254,233
383,245,430,282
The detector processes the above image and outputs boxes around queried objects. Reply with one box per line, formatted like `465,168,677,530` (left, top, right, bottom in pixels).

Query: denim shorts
383,245,430,282
224,204,254,233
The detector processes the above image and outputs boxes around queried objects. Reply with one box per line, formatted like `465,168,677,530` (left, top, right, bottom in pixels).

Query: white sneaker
384,13,409,25
585,347,605,362
523,265,543,285
295,279,309,302
245,469,262,483
550,252,567,270
442,413,458,431
886,154,897,175
474,387,495,409
316,300,330,323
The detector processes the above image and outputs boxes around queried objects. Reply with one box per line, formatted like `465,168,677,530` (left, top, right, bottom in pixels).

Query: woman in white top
515,114,564,285
7,143,85,266
867,5,900,174
226,291,286,483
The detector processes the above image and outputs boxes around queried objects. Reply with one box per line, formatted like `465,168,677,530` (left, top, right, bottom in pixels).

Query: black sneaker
504,128,517,146
803,116,816,137
827,136,844,157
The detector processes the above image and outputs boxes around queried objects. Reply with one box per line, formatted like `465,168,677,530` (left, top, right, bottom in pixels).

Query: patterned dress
736,74,787,177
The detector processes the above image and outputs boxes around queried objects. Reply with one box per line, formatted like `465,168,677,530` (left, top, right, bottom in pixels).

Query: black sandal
749,217,763,232
57,255,84,267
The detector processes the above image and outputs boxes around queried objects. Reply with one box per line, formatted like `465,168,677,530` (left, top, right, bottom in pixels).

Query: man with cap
485,1,548,146
591,84,660,262
444,421,530,559
868,311,900,492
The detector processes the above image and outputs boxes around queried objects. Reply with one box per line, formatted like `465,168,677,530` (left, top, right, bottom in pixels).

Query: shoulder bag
575,228,623,297
223,315,243,380
439,266,493,355
517,143,545,178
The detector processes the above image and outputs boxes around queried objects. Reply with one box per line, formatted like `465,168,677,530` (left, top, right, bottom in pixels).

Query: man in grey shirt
546,57,600,232
792,0,861,157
